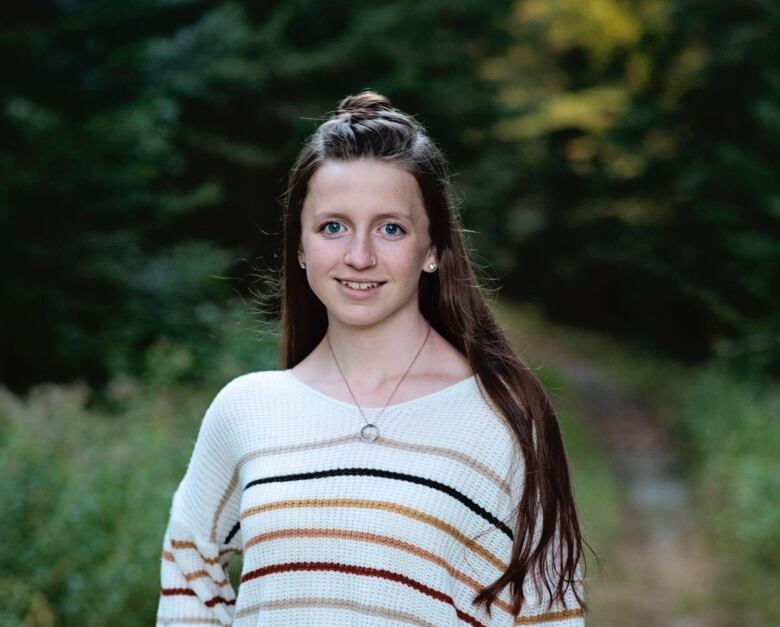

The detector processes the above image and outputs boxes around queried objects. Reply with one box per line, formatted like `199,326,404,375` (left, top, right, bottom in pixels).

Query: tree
0,0,516,392
486,0,780,374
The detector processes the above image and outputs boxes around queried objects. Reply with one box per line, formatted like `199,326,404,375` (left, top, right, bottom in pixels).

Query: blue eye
319,221,342,234
318,221,406,236
382,223,406,236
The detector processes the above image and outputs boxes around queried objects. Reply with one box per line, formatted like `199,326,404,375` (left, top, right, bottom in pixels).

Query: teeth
342,280,380,290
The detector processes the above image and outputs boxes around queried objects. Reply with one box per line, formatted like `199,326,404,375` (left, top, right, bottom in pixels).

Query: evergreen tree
0,0,514,392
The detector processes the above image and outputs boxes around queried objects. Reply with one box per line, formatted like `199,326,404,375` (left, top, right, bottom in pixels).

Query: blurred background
1,0,779,625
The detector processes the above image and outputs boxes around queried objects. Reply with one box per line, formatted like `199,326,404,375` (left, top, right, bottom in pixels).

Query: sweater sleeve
155,381,244,627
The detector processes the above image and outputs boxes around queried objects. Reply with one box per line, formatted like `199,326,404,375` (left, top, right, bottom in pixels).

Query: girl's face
298,158,437,328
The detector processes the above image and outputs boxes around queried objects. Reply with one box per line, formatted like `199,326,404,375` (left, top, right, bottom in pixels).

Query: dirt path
504,319,751,626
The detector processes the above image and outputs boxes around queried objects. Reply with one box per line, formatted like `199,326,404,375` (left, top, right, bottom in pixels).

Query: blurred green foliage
2,300,778,624
495,299,780,624
1,1,778,618
669,366,780,617
530,364,623,578
485,0,780,372
0,299,618,626
0,0,513,394
0,298,273,626
2,0,779,391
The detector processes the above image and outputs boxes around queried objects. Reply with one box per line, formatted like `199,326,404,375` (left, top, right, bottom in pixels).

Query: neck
321,310,432,388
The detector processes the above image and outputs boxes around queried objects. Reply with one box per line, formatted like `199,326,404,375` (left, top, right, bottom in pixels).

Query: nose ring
371,256,376,267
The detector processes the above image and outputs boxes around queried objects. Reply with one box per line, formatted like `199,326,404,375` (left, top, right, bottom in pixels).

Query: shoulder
467,375,526,497
209,369,289,407
197,370,290,437
462,375,517,446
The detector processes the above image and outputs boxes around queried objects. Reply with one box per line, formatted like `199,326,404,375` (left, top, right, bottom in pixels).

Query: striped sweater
156,369,586,626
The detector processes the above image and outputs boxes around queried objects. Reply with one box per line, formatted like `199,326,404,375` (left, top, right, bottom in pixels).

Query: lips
335,278,387,297
336,279,387,289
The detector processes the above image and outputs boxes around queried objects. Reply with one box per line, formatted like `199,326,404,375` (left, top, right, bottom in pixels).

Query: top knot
335,90,393,121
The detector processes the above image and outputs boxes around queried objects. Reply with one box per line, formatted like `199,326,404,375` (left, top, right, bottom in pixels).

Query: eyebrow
313,211,412,222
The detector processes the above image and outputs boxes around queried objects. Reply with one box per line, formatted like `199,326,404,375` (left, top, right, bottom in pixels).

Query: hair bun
335,90,393,121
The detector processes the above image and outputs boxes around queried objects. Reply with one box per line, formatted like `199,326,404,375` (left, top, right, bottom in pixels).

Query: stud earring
300,261,306,269
428,262,437,271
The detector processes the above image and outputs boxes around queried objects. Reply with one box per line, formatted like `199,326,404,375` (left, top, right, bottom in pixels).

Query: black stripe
243,467,513,540
224,521,240,545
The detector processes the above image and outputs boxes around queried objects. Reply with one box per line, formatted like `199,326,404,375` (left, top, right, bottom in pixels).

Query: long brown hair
272,90,589,617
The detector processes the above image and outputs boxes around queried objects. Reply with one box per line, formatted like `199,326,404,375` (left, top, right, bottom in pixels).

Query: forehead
303,159,425,220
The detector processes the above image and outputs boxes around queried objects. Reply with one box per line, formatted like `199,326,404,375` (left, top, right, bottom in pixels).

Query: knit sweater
156,369,586,626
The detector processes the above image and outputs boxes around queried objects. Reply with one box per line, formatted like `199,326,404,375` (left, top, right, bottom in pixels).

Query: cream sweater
156,369,586,626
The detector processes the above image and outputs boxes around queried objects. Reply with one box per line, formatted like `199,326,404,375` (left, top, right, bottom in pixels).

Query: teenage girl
156,90,587,626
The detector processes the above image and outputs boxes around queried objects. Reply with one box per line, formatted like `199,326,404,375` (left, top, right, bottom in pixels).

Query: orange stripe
210,430,513,543
165,529,582,624
240,561,487,626
165,541,241,588
240,521,583,622
168,539,238,564
515,607,585,624
241,498,508,571
243,526,523,617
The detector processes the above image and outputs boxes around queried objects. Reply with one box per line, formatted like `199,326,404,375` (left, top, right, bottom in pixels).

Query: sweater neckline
283,368,477,412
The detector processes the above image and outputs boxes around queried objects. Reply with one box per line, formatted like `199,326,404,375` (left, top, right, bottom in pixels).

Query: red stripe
160,587,235,607
240,562,486,627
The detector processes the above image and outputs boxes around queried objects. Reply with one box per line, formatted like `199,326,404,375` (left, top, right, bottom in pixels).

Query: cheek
305,238,340,262
387,247,427,277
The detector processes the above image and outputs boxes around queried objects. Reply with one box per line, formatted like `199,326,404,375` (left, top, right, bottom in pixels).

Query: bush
662,364,780,620
0,308,277,625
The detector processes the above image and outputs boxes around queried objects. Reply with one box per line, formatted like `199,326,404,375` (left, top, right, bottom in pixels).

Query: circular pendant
360,423,379,442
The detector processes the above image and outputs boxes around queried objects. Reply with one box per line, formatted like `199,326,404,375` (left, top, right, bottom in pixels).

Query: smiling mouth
336,279,387,290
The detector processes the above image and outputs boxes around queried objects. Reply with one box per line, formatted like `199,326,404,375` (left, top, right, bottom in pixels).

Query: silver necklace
326,321,432,443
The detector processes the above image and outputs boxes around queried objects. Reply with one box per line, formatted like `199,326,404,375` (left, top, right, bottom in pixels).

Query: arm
156,382,244,626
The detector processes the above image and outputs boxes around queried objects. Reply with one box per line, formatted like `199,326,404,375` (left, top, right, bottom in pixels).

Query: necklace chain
326,321,432,442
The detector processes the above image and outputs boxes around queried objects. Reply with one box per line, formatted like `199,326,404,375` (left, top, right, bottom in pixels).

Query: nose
344,232,375,269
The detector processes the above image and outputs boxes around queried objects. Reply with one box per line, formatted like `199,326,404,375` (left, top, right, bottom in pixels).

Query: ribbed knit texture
156,369,586,626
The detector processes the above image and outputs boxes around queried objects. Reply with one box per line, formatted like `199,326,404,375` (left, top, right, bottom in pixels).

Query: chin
328,310,387,327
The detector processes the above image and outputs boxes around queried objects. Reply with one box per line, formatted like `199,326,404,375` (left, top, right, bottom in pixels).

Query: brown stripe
515,607,586,624
238,562,487,627
160,587,234,608
160,553,233,587
164,541,241,591
241,498,508,571
372,437,511,497
243,526,518,616
156,617,223,625
234,596,440,626
168,539,238,565
164,531,583,624
210,431,512,543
